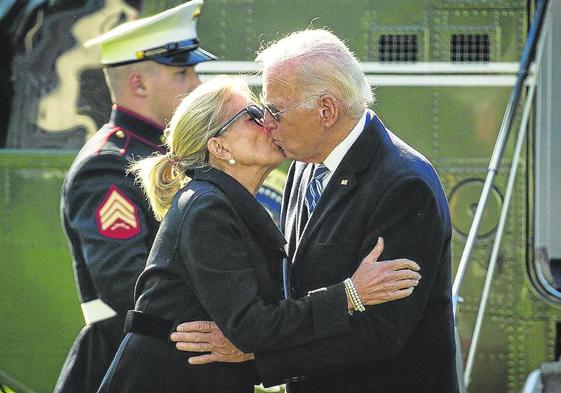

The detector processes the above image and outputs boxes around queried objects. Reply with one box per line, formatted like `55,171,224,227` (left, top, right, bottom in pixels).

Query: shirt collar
323,109,368,173
110,105,165,147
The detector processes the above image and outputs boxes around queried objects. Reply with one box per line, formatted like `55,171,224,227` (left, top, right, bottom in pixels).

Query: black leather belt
124,310,175,340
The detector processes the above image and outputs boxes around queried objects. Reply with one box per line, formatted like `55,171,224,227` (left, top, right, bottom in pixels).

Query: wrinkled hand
170,321,254,365
352,237,421,305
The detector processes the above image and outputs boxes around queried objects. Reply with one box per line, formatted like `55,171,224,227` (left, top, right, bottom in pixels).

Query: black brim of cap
151,47,218,67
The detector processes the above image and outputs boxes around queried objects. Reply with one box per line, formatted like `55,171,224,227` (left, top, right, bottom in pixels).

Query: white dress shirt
321,109,369,188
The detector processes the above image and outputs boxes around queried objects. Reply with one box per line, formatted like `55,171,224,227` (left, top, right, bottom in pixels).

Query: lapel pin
341,179,348,185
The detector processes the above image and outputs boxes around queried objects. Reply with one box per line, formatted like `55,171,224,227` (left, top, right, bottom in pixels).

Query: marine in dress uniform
54,3,216,393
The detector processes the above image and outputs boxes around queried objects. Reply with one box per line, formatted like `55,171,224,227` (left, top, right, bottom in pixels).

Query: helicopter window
379,34,418,62
450,33,490,62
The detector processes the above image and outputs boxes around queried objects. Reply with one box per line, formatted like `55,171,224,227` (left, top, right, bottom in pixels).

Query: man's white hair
256,29,374,117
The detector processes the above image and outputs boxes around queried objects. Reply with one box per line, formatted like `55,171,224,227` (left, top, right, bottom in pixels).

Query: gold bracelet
344,281,354,315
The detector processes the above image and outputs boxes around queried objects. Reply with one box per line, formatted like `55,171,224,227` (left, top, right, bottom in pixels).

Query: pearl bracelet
344,278,366,313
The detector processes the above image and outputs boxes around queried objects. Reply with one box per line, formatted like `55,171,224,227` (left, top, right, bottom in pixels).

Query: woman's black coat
97,167,349,393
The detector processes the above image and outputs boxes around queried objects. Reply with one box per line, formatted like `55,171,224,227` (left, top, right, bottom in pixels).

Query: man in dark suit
172,28,458,393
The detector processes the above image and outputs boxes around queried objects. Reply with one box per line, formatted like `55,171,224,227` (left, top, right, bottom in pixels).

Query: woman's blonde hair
130,75,252,221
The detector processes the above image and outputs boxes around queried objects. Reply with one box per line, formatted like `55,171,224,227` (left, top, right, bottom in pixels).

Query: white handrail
452,1,550,390
521,370,542,393
463,55,541,387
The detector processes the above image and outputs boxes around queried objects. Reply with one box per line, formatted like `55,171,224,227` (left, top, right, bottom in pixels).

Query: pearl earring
228,158,236,166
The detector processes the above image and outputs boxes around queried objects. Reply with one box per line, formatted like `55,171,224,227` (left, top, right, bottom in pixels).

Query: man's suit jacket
254,114,459,393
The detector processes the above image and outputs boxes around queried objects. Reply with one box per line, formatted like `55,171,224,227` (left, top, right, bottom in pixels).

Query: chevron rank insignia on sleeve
95,184,141,239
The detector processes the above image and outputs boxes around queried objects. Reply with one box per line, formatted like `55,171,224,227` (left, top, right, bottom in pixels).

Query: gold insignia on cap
193,7,201,18
115,130,125,138
341,179,349,185
135,50,145,60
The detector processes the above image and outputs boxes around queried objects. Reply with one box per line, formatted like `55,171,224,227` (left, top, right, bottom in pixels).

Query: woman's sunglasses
211,105,264,138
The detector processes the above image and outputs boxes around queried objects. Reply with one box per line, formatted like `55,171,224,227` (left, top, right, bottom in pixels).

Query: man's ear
129,72,148,97
207,138,232,162
319,95,338,128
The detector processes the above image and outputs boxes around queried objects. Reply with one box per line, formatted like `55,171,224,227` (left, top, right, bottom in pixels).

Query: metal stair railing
451,0,551,391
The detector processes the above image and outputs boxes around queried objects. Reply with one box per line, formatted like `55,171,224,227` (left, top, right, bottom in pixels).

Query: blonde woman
97,76,421,393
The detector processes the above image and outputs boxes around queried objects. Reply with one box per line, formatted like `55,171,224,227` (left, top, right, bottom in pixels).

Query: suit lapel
293,164,314,252
283,162,313,259
290,113,388,266
294,170,357,262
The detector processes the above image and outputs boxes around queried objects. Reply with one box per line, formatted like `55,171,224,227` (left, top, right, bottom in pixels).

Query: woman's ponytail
130,75,252,220
130,153,187,221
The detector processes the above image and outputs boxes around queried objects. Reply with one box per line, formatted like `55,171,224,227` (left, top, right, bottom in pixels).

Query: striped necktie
305,164,329,216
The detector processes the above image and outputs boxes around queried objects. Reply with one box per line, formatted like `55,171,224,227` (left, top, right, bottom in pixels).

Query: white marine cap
85,0,216,67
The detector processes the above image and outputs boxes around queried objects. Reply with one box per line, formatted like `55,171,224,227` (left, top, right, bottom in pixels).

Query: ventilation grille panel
379,34,418,62
450,33,490,62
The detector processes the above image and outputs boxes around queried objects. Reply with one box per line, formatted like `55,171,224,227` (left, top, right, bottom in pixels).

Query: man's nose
263,111,277,131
